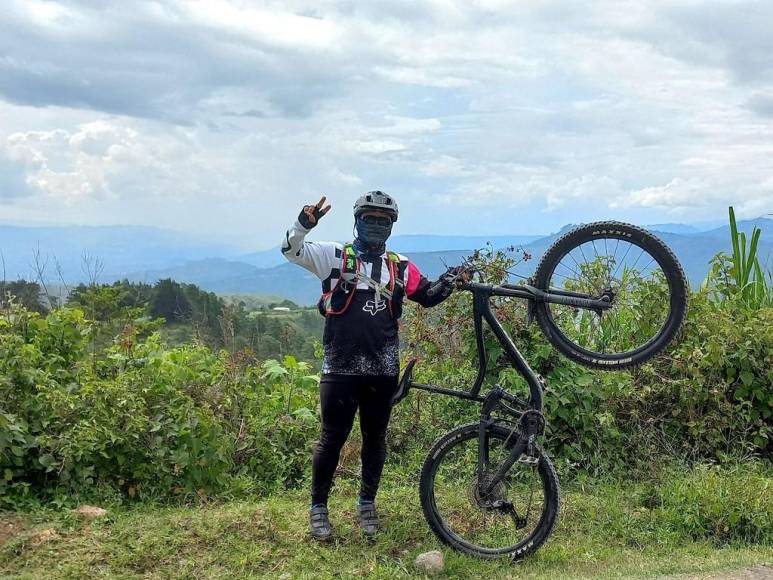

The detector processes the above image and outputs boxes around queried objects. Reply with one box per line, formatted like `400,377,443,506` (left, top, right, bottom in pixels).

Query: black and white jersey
281,218,449,376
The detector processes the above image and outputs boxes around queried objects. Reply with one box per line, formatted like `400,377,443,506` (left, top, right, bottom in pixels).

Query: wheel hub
467,472,507,510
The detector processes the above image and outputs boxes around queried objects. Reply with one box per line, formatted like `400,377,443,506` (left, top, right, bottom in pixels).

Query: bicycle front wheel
533,221,688,369
419,422,560,559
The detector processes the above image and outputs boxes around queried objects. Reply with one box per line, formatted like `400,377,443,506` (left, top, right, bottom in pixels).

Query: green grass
2,473,771,579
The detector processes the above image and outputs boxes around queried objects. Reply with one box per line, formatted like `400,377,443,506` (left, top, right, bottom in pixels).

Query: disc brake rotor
467,472,507,511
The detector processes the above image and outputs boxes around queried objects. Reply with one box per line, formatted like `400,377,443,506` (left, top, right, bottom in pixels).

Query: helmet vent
353,190,398,222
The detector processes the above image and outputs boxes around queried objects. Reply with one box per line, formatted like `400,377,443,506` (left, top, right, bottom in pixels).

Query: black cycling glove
298,196,331,229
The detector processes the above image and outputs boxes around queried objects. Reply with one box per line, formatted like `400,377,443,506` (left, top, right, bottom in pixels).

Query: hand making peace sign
300,195,332,228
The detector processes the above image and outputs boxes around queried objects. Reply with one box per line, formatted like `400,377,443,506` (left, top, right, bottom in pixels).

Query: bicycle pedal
517,453,539,465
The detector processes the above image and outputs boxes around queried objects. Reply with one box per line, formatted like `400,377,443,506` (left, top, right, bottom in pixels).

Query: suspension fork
477,387,502,478
477,389,544,495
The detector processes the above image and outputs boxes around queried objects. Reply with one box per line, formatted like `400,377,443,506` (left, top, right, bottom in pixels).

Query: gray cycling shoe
309,505,333,541
356,502,380,538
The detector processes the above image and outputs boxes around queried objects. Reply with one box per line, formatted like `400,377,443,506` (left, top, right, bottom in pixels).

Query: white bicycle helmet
353,191,398,222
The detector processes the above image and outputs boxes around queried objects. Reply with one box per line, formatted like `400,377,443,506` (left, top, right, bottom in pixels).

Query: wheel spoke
547,235,671,356
612,241,633,280
428,429,549,553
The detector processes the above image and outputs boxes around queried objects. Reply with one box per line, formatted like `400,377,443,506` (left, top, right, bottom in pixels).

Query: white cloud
345,139,407,155
179,0,342,50
0,0,772,246
613,178,709,211
328,167,362,185
420,155,470,177
373,66,472,88
546,175,622,211
5,120,199,201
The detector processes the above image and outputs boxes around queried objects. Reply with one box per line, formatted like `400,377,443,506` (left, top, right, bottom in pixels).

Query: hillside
126,218,773,305
3,219,771,306
0,224,239,281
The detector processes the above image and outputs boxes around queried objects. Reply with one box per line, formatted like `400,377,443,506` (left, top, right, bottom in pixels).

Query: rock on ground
414,550,445,574
73,505,108,518
30,528,59,547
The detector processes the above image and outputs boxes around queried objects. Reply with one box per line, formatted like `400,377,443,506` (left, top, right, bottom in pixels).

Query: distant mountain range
2,219,771,306
240,234,542,269
0,224,239,282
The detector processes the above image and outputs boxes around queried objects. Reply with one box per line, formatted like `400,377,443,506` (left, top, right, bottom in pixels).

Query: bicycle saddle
391,358,417,406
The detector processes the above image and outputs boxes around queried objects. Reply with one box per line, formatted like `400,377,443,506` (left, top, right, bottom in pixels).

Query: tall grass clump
704,206,772,309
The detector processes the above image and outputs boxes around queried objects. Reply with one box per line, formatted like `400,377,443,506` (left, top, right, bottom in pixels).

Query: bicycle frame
398,280,610,496
398,280,612,409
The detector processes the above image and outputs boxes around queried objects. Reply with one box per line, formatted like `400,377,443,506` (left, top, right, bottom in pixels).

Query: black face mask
354,215,393,256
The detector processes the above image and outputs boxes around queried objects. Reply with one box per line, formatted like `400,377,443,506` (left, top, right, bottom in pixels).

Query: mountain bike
391,221,688,559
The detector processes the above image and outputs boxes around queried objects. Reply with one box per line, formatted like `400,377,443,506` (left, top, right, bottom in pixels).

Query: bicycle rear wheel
532,221,688,369
419,422,560,559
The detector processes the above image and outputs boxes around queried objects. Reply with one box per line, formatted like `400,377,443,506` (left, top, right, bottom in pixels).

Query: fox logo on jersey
363,299,387,316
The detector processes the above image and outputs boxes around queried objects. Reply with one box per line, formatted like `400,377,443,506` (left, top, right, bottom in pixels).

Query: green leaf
576,375,593,387
740,370,754,387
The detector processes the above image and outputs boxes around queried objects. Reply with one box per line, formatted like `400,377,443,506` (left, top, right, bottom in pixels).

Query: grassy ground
1,475,771,579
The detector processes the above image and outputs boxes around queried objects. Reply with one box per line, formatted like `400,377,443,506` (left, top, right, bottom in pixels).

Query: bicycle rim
425,427,551,555
543,233,674,358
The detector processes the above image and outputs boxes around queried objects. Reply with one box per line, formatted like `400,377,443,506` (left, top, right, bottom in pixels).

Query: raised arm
281,196,340,279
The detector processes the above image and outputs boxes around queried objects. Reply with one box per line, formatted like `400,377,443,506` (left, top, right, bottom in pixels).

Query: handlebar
426,277,450,297
426,254,480,297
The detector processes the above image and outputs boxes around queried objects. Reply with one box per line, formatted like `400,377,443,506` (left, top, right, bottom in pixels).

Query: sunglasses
360,214,393,226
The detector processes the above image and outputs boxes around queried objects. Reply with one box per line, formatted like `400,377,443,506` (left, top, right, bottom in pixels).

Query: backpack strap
318,243,359,315
319,245,406,318
387,251,405,290
343,243,357,274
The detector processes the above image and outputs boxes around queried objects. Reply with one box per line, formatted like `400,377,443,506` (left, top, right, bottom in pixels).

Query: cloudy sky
1,0,772,250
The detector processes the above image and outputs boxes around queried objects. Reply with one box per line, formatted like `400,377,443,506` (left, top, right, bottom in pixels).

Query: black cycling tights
311,373,399,505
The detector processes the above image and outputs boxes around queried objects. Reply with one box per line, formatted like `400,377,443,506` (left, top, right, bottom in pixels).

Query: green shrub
632,292,772,460
222,355,320,495
649,463,772,544
0,304,320,505
704,206,772,309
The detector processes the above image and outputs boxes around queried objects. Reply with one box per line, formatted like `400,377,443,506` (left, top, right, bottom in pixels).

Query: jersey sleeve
280,218,341,280
400,255,452,307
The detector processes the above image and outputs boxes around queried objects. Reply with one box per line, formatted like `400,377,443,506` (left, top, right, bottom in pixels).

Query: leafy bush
0,303,320,505
631,292,772,459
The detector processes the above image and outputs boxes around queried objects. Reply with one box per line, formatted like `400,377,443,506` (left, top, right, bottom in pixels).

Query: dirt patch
713,566,772,580
29,528,60,547
679,566,773,579
0,515,27,547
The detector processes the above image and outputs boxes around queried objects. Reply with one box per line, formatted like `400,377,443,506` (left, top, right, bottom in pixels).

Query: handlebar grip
427,277,450,296
426,279,447,297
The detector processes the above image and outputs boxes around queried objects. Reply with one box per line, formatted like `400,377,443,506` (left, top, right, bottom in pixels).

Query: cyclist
281,191,454,541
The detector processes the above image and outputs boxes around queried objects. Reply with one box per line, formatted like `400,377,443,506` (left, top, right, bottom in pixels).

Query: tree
0,280,47,314
148,279,192,322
